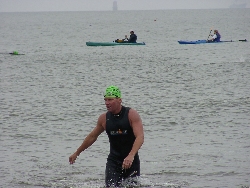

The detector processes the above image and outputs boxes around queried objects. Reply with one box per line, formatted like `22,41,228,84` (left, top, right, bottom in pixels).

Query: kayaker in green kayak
115,29,138,43
124,29,137,43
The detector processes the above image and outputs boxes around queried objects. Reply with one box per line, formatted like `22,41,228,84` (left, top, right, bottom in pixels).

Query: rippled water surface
1,9,250,188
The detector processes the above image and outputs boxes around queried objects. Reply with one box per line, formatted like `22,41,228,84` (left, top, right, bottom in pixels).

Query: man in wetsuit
69,85,144,187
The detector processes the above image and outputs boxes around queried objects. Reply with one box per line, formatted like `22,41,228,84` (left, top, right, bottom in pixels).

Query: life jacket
215,33,221,42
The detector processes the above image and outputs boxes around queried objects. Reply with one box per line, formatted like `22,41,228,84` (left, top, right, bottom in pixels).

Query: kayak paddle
206,28,213,41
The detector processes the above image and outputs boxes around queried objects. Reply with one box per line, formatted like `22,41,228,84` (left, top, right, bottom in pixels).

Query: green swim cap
13,51,19,55
104,85,121,98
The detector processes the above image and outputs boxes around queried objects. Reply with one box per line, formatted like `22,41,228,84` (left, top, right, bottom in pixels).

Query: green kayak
86,41,146,46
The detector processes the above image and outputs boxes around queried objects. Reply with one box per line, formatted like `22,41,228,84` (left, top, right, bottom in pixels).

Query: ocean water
1,9,250,188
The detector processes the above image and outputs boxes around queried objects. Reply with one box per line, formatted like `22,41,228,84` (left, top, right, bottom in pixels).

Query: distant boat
229,3,247,8
113,1,118,11
86,41,146,46
178,39,247,44
229,0,247,8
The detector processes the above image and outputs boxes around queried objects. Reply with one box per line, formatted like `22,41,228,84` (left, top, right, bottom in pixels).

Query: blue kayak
86,41,146,46
178,39,247,44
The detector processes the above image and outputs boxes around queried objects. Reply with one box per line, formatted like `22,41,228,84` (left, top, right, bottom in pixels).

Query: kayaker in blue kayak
208,30,221,42
124,30,137,43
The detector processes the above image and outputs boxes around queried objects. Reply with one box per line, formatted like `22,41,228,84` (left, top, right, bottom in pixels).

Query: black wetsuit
105,106,140,187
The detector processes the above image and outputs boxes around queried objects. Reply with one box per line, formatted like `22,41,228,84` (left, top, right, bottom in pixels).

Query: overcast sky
0,0,249,12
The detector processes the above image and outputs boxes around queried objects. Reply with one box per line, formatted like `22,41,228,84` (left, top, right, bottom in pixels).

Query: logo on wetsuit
110,129,128,135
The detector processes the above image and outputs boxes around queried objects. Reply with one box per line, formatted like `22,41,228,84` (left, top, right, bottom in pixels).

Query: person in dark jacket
69,85,144,187
124,30,137,43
